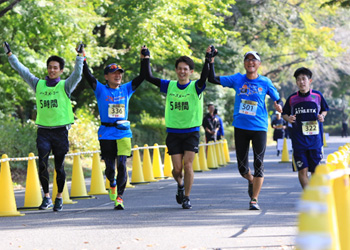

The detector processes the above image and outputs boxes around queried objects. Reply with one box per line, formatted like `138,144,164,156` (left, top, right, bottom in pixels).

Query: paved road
1,136,349,250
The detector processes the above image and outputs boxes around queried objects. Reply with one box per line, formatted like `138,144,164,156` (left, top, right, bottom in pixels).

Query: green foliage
0,116,37,169
131,111,167,146
69,105,100,152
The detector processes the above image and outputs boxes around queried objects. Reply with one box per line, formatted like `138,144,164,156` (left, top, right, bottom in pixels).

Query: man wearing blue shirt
282,67,328,189
208,47,283,210
82,46,147,210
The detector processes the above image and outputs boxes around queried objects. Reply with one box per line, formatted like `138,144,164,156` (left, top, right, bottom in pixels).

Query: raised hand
3,41,11,55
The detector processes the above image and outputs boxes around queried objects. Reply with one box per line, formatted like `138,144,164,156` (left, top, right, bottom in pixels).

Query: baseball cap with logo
104,63,124,75
244,51,261,62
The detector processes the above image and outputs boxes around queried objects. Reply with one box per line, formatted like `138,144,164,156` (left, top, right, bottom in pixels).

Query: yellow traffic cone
18,153,42,210
0,155,24,217
296,187,332,250
280,138,290,163
223,139,231,163
130,145,149,184
310,168,340,250
331,153,350,250
142,145,158,182
153,143,165,179
215,142,224,166
192,153,202,172
199,145,210,171
126,170,135,188
207,142,218,169
70,153,94,199
52,170,76,204
323,133,328,147
219,140,227,165
88,153,108,195
163,147,173,177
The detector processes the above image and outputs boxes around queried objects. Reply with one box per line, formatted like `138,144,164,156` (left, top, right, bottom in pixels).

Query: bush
0,116,37,169
131,112,167,147
324,123,342,136
69,105,100,152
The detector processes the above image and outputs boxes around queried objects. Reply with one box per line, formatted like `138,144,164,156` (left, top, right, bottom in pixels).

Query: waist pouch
101,120,130,130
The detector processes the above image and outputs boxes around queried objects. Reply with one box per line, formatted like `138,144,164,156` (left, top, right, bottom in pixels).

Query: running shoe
182,196,192,209
248,182,253,199
176,185,185,204
109,186,117,201
114,196,124,210
249,199,260,210
39,197,53,210
53,198,63,212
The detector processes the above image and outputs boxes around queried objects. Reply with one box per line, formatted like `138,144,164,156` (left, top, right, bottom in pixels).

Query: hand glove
141,46,150,57
205,45,218,63
77,41,84,54
3,42,11,54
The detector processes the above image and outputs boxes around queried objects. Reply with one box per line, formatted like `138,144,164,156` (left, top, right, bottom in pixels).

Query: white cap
244,51,261,61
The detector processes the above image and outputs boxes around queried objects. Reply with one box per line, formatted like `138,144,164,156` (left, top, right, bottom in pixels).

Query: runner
271,111,286,156
208,46,283,210
82,46,148,209
3,41,84,212
144,46,211,209
282,67,329,189
203,104,219,142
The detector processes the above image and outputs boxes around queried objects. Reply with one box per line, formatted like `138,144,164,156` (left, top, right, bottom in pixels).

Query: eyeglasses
108,64,122,70
244,58,259,62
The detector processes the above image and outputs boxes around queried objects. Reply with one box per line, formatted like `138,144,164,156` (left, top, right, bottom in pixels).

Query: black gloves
205,45,218,63
141,46,150,57
3,42,11,54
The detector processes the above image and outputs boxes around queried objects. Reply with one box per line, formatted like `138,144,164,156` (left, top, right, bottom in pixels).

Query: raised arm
195,46,213,89
144,47,161,88
131,45,149,91
206,45,221,85
64,43,84,97
83,60,98,91
3,41,39,92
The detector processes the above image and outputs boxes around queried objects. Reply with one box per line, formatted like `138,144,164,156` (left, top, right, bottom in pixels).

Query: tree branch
0,0,22,18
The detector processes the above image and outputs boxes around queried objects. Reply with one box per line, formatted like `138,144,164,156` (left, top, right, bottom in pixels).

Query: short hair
47,56,65,70
175,56,194,70
293,67,312,79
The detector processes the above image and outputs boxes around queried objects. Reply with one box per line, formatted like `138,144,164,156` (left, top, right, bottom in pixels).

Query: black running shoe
176,185,185,204
53,198,63,212
248,182,253,199
249,199,260,210
182,196,192,209
39,197,53,210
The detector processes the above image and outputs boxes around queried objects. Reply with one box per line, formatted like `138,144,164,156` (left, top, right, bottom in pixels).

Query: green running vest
165,80,203,129
35,79,74,127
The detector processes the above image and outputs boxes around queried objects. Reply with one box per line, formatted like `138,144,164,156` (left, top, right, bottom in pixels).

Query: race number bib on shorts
239,99,258,116
108,104,125,118
302,121,319,135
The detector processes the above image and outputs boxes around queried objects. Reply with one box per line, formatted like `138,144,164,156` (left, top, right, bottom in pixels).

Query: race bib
302,121,319,135
239,99,258,116
108,104,125,118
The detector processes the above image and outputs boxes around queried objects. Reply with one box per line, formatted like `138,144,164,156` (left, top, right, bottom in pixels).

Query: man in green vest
144,46,212,209
3,41,84,212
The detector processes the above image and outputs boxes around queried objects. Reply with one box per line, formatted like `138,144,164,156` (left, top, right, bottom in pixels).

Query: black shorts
166,131,200,155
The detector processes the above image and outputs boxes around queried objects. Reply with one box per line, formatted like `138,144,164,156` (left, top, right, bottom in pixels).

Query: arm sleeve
320,94,329,112
144,58,161,88
64,56,84,97
195,61,209,89
208,63,221,85
131,59,147,91
82,60,97,91
282,97,291,116
266,80,280,102
8,54,39,92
